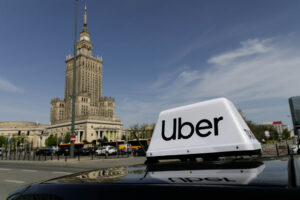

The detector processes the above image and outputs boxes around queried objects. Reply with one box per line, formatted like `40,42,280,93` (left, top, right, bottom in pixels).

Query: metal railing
0,150,137,162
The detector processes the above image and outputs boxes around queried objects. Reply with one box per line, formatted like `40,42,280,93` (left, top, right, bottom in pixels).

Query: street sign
71,136,76,143
7,138,11,143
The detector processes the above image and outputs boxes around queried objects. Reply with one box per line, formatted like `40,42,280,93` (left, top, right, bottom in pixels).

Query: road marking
4,179,25,184
21,169,37,173
52,171,72,175
0,168,11,171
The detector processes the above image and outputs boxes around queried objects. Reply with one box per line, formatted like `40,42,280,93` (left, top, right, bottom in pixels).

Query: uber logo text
168,177,235,183
161,117,223,141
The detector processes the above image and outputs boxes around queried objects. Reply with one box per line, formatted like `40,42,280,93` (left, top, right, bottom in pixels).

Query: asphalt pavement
0,156,146,199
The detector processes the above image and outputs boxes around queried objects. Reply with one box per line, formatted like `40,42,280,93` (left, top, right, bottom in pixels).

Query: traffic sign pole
70,0,78,158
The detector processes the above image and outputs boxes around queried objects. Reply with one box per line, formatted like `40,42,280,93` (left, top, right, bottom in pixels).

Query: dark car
81,147,94,156
133,147,146,157
7,155,300,199
35,149,53,156
55,148,69,156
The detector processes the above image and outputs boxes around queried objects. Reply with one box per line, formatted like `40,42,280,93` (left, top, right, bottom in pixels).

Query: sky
0,0,300,129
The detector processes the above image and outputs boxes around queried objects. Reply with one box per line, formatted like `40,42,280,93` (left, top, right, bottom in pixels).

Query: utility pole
70,0,78,158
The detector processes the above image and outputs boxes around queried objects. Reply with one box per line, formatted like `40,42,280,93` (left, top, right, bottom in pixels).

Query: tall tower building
289,96,300,137
48,6,123,143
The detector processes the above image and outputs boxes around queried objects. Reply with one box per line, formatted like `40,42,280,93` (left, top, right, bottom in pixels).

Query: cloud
154,37,300,102
0,77,23,93
207,39,273,65
118,36,300,127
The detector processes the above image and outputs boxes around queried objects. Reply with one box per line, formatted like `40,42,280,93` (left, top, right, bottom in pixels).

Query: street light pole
70,0,78,158
56,133,58,150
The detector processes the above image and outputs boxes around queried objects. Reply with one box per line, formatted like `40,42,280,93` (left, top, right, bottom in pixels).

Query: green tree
45,135,57,147
147,123,155,139
97,136,108,146
102,136,108,143
245,120,280,142
121,135,126,141
127,123,155,140
140,124,148,139
0,136,7,147
64,132,71,143
129,124,140,140
282,129,290,140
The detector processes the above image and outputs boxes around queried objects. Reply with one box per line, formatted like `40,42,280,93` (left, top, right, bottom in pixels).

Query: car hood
7,156,300,200
42,156,297,187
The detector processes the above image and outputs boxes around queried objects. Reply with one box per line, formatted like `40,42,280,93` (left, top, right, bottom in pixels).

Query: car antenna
132,132,146,154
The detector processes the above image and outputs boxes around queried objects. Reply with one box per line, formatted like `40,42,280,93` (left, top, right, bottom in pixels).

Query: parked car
96,146,117,155
95,147,102,155
54,148,68,156
0,147,2,156
133,147,146,157
55,148,83,156
81,147,95,155
35,149,53,156
289,145,299,154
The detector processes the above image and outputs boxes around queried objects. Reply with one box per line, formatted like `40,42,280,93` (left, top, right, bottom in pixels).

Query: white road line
52,171,72,175
0,168,11,171
21,169,37,172
4,179,25,184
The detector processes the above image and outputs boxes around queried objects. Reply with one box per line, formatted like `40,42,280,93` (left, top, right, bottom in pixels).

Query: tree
127,123,155,140
45,135,57,147
282,129,290,140
140,124,148,139
129,124,140,140
121,135,126,141
245,120,279,142
102,136,108,143
0,136,7,147
147,123,155,139
64,132,71,143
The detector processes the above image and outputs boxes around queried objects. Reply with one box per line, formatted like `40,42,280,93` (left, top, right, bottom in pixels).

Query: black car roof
43,155,299,188
7,155,300,199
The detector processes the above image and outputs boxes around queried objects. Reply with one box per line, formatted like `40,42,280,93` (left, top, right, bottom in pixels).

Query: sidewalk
0,156,146,170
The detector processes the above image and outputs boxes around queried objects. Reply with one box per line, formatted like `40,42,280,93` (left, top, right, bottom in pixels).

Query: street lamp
70,0,78,158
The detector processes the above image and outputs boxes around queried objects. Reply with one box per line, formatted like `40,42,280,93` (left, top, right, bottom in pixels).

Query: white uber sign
146,98,262,159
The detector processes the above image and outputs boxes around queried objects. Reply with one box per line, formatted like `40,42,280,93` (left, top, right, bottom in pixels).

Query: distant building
0,122,47,148
47,6,123,143
263,121,289,136
289,96,300,137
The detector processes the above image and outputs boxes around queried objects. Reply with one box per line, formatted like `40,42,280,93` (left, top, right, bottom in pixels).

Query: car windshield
1,1,300,199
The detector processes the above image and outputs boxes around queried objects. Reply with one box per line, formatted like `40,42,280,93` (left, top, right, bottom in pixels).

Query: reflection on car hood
44,156,295,187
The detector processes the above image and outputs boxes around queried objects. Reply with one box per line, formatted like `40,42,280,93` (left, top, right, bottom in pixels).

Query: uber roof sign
146,98,262,161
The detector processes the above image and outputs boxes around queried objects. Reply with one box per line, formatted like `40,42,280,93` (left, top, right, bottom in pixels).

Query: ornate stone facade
0,122,47,148
47,6,123,143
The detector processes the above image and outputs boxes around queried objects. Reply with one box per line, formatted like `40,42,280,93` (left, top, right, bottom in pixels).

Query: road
0,156,146,199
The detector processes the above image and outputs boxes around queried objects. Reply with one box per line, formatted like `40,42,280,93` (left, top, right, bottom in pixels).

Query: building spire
83,5,87,32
